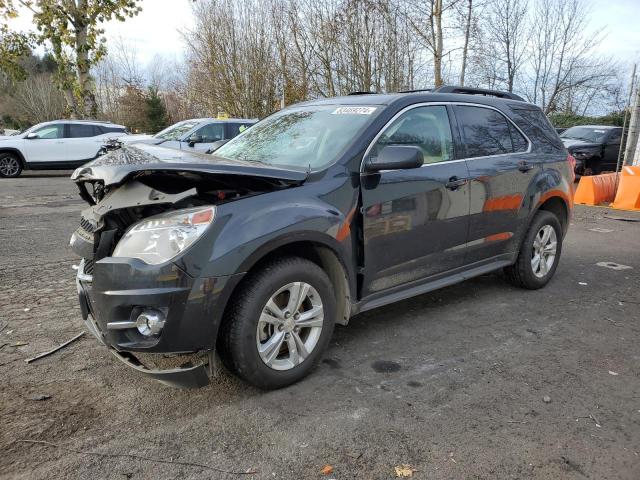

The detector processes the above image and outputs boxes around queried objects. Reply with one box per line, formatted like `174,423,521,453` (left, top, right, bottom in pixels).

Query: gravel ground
1,172,639,480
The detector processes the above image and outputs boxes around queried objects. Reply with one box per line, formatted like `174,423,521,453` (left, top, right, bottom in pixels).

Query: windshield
561,127,608,143
214,105,379,170
153,121,199,141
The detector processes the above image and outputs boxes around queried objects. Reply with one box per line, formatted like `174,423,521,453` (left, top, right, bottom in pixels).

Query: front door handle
445,176,468,190
518,161,534,173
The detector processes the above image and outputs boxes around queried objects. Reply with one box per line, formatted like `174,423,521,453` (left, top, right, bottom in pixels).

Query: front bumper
75,257,244,386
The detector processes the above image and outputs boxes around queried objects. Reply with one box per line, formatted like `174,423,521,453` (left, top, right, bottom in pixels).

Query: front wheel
219,257,336,389
504,211,563,289
0,154,22,178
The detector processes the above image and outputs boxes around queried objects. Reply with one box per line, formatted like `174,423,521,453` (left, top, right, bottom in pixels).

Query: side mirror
26,132,39,140
364,145,424,172
206,139,230,154
187,134,203,147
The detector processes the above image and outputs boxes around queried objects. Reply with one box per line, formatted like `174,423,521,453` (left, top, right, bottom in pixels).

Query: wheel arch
0,148,26,167
229,238,354,327
536,195,570,236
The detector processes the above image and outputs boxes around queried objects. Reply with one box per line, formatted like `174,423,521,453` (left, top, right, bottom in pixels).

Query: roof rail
432,85,524,101
398,88,432,94
348,91,376,95
55,119,117,124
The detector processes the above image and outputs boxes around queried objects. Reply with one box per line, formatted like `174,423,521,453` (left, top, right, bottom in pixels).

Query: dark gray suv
70,86,573,389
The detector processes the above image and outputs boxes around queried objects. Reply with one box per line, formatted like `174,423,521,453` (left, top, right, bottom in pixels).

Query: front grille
80,217,97,233
84,258,94,274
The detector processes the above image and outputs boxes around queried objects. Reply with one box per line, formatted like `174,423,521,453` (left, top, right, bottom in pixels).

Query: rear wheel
219,257,336,389
0,153,22,178
504,211,562,289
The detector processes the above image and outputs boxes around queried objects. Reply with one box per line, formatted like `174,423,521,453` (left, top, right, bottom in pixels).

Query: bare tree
458,0,473,86
9,73,66,123
482,0,529,92
527,0,613,114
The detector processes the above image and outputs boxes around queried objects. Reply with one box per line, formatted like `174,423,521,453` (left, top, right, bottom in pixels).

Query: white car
0,120,128,178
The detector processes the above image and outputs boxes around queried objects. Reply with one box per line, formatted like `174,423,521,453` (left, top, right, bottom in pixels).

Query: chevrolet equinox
70,86,573,389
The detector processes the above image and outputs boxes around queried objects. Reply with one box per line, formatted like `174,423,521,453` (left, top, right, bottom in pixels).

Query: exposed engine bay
69,144,306,263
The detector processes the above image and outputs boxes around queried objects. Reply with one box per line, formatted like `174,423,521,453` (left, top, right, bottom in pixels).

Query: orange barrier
611,166,640,211
573,172,618,206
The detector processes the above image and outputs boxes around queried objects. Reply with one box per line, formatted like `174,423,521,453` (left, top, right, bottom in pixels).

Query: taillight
567,154,576,182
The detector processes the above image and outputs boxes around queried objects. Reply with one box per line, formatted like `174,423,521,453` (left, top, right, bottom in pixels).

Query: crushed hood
71,143,308,186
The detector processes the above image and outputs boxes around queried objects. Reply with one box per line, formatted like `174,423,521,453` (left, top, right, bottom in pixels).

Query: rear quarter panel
507,104,573,242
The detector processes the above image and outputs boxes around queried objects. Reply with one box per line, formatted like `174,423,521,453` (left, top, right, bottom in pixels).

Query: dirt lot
1,172,639,480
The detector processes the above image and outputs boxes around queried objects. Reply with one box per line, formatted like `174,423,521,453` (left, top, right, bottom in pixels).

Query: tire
219,256,336,389
0,153,22,178
504,211,563,290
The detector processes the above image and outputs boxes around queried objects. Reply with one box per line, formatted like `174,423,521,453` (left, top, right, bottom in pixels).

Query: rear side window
509,124,528,152
508,105,564,153
454,105,526,158
99,126,127,134
68,124,98,138
374,105,454,164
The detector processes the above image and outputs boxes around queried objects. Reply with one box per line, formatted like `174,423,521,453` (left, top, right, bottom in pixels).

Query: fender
175,184,359,288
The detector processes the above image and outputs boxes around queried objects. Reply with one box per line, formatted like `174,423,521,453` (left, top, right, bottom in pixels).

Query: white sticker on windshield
594,129,605,133
332,106,377,115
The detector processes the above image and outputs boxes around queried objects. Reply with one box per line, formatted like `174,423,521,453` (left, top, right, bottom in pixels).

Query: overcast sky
9,0,640,77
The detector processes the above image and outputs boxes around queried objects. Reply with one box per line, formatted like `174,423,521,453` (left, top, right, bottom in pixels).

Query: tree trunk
433,0,443,87
74,1,97,118
459,0,472,86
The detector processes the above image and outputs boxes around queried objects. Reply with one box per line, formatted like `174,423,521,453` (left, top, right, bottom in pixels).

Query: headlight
113,206,215,265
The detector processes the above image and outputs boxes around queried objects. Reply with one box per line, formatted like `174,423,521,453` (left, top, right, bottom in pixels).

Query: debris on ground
608,371,619,376
25,332,84,364
394,464,416,477
578,282,588,286
596,261,632,270
28,394,52,401
543,395,552,403
589,228,613,233
11,341,28,347
320,464,334,475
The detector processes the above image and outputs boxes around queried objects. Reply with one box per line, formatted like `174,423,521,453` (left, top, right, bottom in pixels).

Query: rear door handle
518,161,534,173
445,176,468,190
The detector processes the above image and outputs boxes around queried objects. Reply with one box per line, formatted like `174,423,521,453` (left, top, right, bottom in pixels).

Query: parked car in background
0,120,128,178
117,118,257,153
554,127,567,135
0,128,20,138
70,86,573,389
560,125,624,175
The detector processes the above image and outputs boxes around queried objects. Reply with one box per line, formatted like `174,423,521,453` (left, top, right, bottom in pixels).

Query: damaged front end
70,144,306,387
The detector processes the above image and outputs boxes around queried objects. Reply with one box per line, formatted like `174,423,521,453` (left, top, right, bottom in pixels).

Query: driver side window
33,124,63,139
374,105,454,164
193,123,224,143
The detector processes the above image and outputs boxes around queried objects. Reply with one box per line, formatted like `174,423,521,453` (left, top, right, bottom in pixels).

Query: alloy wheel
531,225,557,278
0,157,20,177
256,282,324,371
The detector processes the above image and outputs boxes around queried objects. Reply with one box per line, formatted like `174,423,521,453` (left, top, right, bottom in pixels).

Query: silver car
119,118,257,153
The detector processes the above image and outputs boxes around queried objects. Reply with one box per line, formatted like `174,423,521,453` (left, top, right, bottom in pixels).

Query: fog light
136,309,166,336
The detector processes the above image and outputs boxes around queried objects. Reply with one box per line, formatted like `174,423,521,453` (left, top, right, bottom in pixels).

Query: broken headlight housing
113,206,215,265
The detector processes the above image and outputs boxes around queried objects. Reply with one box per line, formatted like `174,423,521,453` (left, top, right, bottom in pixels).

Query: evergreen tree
145,86,168,134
